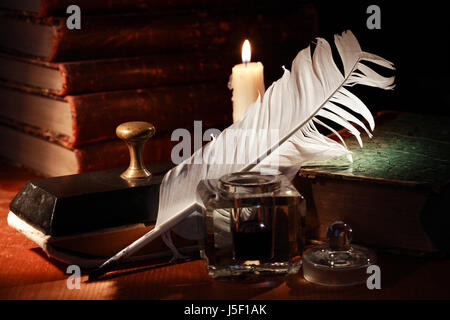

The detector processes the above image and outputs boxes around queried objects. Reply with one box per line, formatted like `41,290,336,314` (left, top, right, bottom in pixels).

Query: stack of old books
0,0,318,176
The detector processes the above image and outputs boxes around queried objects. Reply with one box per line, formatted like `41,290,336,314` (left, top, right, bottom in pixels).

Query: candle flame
241,39,251,63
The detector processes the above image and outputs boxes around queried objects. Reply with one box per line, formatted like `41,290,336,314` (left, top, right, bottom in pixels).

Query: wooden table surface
1,161,450,300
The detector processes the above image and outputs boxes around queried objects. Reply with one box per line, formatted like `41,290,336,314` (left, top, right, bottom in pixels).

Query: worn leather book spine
67,82,232,147
0,80,232,148
0,119,177,174
58,53,231,95
0,52,233,96
1,6,318,62
47,13,215,61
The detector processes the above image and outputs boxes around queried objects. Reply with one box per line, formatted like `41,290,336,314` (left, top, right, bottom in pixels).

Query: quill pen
89,30,394,280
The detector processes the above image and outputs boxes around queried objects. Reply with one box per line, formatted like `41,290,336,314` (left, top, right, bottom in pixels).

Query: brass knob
116,121,155,180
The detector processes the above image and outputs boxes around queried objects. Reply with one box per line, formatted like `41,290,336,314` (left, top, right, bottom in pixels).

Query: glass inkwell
303,221,377,286
197,172,305,279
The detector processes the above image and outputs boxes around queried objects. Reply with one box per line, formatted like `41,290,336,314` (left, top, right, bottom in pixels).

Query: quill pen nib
88,243,136,281
88,227,159,280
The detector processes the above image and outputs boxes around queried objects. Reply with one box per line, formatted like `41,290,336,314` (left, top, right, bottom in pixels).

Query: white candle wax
229,40,265,123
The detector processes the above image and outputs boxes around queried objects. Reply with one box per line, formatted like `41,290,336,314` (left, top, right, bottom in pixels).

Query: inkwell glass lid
302,221,376,286
218,172,280,196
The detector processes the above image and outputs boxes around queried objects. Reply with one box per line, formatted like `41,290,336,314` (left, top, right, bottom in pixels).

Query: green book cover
300,111,450,186
297,111,450,255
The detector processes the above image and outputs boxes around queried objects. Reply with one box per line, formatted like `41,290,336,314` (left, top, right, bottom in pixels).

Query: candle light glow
242,39,251,63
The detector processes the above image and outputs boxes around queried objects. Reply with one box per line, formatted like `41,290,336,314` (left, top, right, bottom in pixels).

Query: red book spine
66,82,232,148
13,6,318,62
74,135,177,173
57,53,231,96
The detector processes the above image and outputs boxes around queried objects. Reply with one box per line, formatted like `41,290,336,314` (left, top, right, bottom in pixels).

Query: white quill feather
92,30,395,271
161,30,395,241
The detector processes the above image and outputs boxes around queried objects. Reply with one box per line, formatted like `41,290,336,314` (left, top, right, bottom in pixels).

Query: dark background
313,0,449,116
249,0,449,117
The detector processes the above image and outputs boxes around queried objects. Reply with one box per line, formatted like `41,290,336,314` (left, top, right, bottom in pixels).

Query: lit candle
228,40,265,123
